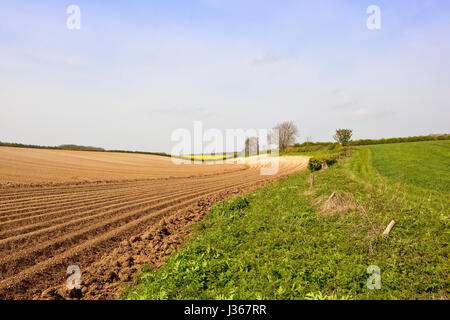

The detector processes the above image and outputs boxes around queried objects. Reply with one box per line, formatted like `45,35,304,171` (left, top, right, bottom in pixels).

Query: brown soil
0,146,246,184
0,147,309,300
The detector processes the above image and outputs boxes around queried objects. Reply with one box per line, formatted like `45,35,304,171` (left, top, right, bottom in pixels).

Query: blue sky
1,0,449,152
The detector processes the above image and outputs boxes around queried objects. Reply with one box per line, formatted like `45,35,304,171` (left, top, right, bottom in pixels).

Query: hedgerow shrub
285,143,337,153
287,134,449,151
308,154,338,171
348,134,449,146
307,148,352,172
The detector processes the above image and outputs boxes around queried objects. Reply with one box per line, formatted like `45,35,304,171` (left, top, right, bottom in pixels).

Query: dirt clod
130,236,141,243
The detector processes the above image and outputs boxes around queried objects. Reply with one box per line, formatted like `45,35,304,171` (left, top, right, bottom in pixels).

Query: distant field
174,154,236,161
365,140,450,192
0,146,245,184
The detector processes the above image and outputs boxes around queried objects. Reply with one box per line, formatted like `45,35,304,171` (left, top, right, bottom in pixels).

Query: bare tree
269,121,299,152
244,137,259,155
333,129,353,146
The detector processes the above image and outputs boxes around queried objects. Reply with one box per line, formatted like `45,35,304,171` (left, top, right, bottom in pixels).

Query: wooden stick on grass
383,220,396,236
327,191,336,202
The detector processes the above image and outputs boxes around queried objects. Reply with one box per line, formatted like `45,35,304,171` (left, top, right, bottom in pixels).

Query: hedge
286,143,339,153
307,148,352,172
308,154,338,171
289,134,449,151
348,134,449,146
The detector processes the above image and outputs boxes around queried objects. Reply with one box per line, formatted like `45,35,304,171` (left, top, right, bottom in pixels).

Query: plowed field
0,147,309,299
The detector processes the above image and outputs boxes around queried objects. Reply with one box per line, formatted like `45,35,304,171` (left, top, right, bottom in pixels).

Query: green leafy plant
333,129,353,146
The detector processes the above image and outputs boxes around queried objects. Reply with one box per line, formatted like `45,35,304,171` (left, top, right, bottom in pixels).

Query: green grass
121,141,449,300
364,140,450,192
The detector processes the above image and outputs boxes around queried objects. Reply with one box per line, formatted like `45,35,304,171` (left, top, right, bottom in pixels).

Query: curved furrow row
0,176,245,243
0,167,255,216
0,167,249,201
0,175,267,281
0,166,250,207
0,180,161,212
0,179,155,201
0,185,163,219
0,175,272,299
0,173,229,222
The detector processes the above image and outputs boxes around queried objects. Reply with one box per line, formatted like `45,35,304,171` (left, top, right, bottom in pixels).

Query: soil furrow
0,176,266,276
0,176,251,244
0,148,309,300
0,176,274,299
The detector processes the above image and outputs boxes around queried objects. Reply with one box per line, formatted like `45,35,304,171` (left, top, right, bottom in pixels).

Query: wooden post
327,191,336,202
309,173,314,188
383,220,396,236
